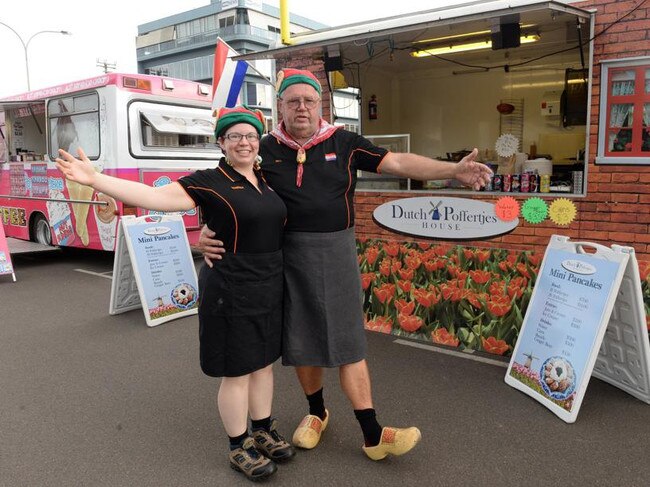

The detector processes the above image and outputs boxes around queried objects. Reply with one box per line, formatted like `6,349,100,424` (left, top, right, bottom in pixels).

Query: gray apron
282,228,366,367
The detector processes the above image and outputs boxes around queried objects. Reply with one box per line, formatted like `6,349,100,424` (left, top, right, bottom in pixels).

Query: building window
246,82,258,106
596,56,650,165
219,16,235,28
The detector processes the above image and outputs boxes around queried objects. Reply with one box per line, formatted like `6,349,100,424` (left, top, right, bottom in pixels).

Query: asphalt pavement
2,249,650,487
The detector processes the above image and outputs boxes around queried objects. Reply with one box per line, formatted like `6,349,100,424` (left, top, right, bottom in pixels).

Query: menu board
109,215,198,327
505,236,630,423
0,223,16,281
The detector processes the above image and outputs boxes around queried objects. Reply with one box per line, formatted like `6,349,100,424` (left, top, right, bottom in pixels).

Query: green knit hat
276,68,322,97
214,105,265,138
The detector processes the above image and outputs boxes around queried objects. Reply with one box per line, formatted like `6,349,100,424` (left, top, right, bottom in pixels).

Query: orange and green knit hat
214,105,265,138
276,68,322,97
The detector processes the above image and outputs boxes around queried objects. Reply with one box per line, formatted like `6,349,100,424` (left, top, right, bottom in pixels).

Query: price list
509,248,621,412
126,219,198,316
506,241,635,423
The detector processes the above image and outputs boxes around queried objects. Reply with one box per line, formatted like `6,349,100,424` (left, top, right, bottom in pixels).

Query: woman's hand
55,148,97,187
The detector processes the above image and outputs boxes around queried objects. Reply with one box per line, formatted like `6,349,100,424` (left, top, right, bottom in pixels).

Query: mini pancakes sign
372,197,519,240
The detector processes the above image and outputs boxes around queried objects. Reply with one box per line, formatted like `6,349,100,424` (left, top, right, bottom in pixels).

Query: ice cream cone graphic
66,179,95,246
93,192,118,250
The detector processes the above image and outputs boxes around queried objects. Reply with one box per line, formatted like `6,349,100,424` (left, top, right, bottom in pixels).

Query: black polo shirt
260,129,388,232
178,162,286,253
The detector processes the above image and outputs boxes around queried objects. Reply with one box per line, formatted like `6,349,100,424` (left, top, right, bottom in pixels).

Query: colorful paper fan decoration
495,133,519,157
549,198,577,226
521,197,548,224
494,196,520,222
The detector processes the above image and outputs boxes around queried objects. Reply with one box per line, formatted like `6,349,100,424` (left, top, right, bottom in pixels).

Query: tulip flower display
359,238,650,356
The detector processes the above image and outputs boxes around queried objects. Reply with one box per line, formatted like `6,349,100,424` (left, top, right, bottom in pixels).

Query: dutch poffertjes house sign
372,196,518,240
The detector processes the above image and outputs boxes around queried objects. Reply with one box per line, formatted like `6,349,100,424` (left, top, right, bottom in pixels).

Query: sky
0,0,467,98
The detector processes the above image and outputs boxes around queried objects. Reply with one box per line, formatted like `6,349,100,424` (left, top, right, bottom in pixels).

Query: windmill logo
522,351,539,369
428,200,442,220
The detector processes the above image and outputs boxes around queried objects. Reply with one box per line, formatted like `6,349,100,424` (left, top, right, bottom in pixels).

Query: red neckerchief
270,119,340,187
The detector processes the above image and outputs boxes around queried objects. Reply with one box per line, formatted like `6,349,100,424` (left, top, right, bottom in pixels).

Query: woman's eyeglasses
224,132,260,142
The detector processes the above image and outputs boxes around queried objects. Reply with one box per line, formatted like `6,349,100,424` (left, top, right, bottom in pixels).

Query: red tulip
365,246,380,266
475,250,491,263
481,336,510,355
398,314,423,333
397,280,412,293
360,272,375,291
516,263,531,279
487,296,511,317
394,299,415,316
383,241,400,257
431,328,460,347
373,283,395,304
469,269,491,285
398,268,414,281
365,315,393,333
414,288,440,307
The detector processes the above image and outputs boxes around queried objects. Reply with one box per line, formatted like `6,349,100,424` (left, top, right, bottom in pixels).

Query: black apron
197,250,283,377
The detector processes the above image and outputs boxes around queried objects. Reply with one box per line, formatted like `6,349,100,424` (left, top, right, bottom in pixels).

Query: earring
225,155,232,167
254,155,262,171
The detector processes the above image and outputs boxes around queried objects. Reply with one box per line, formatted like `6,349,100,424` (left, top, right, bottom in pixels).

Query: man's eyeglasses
223,132,260,142
282,98,320,110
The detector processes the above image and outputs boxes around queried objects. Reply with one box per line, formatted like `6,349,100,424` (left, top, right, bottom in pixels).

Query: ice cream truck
0,73,220,250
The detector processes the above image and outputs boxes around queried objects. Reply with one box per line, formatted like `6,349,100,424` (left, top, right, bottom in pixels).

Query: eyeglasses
223,132,260,142
281,97,320,110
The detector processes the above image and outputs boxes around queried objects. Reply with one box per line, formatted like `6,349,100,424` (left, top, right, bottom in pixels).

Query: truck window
131,102,218,154
48,93,100,160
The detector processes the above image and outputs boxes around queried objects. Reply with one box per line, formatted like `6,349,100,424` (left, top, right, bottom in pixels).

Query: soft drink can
540,174,550,193
511,174,520,192
520,173,530,193
485,175,493,192
529,173,539,192
493,174,503,192
502,174,512,192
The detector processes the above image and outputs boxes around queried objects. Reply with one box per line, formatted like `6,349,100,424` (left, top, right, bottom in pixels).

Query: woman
55,106,293,481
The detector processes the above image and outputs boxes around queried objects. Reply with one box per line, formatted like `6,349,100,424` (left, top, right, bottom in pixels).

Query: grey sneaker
252,419,296,462
229,437,277,481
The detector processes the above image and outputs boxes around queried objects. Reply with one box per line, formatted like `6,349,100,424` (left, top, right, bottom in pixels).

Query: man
198,68,492,460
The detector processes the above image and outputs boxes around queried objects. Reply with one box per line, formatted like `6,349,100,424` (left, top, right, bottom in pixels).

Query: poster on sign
505,235,650,423
109,214,198,327
0,223,16,282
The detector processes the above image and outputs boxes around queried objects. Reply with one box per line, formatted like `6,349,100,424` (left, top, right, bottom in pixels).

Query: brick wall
278,0,650,260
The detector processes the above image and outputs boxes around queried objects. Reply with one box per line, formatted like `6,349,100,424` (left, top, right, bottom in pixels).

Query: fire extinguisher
368,94,378,120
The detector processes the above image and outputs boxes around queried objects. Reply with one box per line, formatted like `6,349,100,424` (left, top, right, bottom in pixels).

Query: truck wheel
32,215,53,246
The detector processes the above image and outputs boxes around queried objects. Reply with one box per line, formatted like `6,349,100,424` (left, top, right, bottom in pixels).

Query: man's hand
194,226,225,268
454,149,494,191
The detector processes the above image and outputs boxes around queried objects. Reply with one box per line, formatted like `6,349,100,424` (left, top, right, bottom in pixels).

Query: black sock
354,408,383,447
228,431,249,450
306,388,326,420
251,416,271,431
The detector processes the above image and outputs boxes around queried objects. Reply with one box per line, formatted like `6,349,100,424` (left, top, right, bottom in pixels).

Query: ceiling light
411,34,540,57
414,24,536,45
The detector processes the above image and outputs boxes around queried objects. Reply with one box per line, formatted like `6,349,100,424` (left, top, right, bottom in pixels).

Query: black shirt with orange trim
260,129,388,232
178,161,286,253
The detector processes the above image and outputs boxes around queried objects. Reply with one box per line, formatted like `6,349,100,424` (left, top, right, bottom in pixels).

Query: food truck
0,73,220,250
237,0,650,356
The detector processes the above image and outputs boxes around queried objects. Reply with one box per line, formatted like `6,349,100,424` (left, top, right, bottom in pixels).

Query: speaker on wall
491,23,521,50
324,52,344,72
